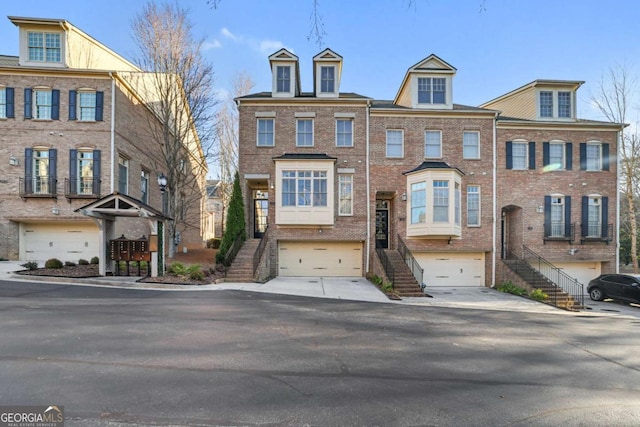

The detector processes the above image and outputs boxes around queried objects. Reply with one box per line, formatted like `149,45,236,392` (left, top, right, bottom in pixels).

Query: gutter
492,111,498,287
365,99,371,273
109,72,116,192
616,128,621,273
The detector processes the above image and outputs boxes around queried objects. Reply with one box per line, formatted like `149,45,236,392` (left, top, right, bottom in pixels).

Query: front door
375,209,389,249
253,191,268,238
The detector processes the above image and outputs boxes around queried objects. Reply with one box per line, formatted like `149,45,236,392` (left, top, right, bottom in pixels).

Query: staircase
502,258,582,310
383,249,426,297
225,239,260,282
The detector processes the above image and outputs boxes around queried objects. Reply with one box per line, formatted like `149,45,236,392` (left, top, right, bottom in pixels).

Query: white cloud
259,40,286,55
202,39,222,51
218,28,291,57
221,27,238,41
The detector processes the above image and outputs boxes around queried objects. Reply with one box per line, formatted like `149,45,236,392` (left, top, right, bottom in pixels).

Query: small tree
216,171,246,264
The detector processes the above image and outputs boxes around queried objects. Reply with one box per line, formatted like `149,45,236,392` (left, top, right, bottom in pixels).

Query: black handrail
398,235,424,289
522,245,584,307
375,248,394,288
253,226,269,276
222,233,244,267
19,177,57,197
64,177,101,198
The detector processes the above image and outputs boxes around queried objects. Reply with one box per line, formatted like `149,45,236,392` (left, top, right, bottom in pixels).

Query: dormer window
320,66,335,93
418,77,446,104
276,66,291,93
538,89,574,119
558,91,571,118
28,31,61,63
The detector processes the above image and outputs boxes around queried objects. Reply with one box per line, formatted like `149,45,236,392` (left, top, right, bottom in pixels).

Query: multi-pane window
540,91,553,117
33,149,50,194
587,197,601,237
558,91,571,118
34,89,52,119
424,131,441,158
257,118,274,146
77,151,94,195
336,119,353,147
320,66,335,93
549,143,565,169
339,174,353,216
433,181,449,222
550,196,564,237
276,66,290,93
78,92,96,121
141,170,149,204
586,144,601,171
28,32,61,63
296,119,313,146
511,142,528,170
417,77,446,104
281,170,327,207
454,183,461,226
411,182,426,224
463,131,480,159
118,156,128,194
386,130,403,158
0,87,5,118
467,185,480,226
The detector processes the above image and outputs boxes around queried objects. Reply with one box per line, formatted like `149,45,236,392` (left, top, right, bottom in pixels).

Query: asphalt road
1,280,640,426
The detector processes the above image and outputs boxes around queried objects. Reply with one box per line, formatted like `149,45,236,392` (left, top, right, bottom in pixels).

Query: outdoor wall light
9,156,19,166
401,192,407,201
51,207,60,215
536,206,544,214
157,173,167,193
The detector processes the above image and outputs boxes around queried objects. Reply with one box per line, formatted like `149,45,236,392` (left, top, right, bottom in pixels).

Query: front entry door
375,209,389,249
253,192,268,238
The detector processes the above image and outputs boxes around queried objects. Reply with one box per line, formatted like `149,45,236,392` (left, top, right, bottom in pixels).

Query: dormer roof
312,48,343,98
268,48,301,97
394,54,456,105
480,79,584,109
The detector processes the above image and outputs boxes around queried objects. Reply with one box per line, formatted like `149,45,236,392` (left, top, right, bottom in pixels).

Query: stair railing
522,245,584,307
253,226,269,277
398,235,424,289
222,233,244,267
375,248,395,288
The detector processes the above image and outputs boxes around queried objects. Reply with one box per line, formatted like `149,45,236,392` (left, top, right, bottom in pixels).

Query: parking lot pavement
582,296,640,318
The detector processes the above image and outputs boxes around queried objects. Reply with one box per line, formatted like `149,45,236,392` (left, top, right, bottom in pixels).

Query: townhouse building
236,50,622,293
0,16,208,271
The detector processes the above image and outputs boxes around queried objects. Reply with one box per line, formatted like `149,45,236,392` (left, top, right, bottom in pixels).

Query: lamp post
157,173,168,276
157,173,167,212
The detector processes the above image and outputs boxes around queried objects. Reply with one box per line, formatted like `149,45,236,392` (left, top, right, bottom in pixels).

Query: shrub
206,238,221,249
216,172,246,265
497,281,527,296
529,288,548,302
45,258,64,269
189,269,205,281
90,256,100,265
21,261,38,270
168,262,187,275
78,259,89,265
64,261,76,267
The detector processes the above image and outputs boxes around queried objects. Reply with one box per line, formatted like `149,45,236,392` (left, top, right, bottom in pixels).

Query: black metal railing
222,233,244,267
64,177,101,198
19,177,58,198
522,245,584,307
580,223,613,244
376,247,394,288
398,234,424,289
253,226,269,276
543,222,575,243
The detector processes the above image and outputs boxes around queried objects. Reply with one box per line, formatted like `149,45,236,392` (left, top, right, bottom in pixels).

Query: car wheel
589,287,605,301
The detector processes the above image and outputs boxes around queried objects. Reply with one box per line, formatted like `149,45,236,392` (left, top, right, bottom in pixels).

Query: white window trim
466,185,481,227
272,63,295,97
256,118,275,147
33,87,52,120
338,174,354,216
463,131,480,160
586,141,603,171
548,140,566,170
549,194,565,238
536,89,575,120
511,139,529,171
0,86,6,119
586,194,602,237
19,29,65,67
296,119,314,147
424,130,442,159
336,118,354,147
77,89,97,122
412,74,453,109
386,129,404,158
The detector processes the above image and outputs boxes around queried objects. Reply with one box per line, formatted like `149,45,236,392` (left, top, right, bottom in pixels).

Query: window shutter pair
23,88,60,119
544,195,572,238
68,90,104,121
542,142,573,169
581,196,609,238
579,143,610,171
505,141,536,169
24,148,57,193
69,149,101,195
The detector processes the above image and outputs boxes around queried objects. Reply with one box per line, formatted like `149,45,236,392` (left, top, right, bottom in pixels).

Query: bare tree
592,64,639,271
216,72,254,231
130,1,216,257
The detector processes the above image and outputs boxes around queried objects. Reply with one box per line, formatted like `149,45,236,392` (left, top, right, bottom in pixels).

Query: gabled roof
272,153,337,161
313,48,342,62
403,161,464,176
268,48,298,62
394,54,456,104
75,192,171,220
479,79,584,109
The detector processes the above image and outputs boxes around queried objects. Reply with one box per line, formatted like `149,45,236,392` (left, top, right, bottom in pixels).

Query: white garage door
553,262,601,287
23,222,99,263
278,241,363,277
414,252,485,287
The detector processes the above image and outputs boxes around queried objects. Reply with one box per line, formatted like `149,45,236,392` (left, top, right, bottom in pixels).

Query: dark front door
375,209,389,249
254,196,268,238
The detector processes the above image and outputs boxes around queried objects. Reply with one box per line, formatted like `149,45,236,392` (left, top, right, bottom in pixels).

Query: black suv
587,274,640,303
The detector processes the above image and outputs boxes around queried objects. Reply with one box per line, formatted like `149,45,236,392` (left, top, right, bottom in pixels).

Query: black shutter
564,196,572,238
543,142,550,167
95,91,104,121
24,148,33,194
566,143,573,170
49,149,57,195
51,89,60,120
24,88,32,119
602,143,610,171
581,196,589,238
544,195,551,237
69,149,78,195
69,90,77,120
528,141,536,169
601,196,609,238
93,150,101,195
580,143,587,170
506,141,513,169
5,87,14,118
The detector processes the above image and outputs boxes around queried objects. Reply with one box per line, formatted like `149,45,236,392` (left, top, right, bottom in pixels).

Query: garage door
278,241,363,277
414,252,485,287
553,262,601,287
23,222,99,263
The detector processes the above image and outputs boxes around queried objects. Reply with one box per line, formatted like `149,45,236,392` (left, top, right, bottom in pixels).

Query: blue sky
1,1,637,135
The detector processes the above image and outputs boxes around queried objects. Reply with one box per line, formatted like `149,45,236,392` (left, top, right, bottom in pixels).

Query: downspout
491,111,498,287
616,127,621,273
109,72,116,193
365,100,371,273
